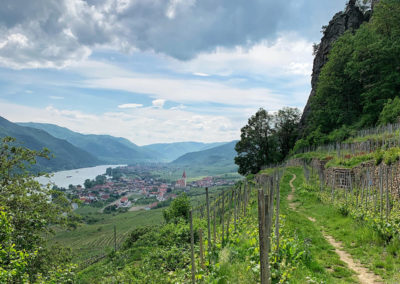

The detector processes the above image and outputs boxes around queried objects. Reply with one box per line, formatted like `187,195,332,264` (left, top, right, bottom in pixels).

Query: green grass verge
281,167,358,283
293,167,400,283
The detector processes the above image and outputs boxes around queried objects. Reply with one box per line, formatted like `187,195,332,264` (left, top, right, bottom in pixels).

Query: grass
50,185,228,265
293,167,400,283
280,167,358,283
51,208,164,263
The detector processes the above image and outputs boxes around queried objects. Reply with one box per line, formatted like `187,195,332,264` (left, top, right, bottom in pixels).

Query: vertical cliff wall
299,0,368,133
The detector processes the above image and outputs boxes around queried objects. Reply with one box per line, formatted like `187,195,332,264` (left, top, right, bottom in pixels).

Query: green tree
378,97,400,124
274,107,301,159
305,0,400,143
0,137,75,281
235,108,278,175
163,193,190,224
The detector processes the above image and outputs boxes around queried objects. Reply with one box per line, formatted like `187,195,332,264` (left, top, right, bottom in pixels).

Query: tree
234,108,278,175
274,107,301,159
163,193,190,224
378,97,400,125
0,137,75,281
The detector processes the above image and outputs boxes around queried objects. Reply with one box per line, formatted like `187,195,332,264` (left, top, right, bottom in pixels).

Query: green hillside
299,0,400,148
142,141,226,162
172,141,237,167
18,122,158,164
0,117,100,172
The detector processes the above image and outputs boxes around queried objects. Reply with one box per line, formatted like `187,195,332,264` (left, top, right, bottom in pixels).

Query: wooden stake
205,187,212,258
258,189,268,284
199,229,205,270
189,210,196,284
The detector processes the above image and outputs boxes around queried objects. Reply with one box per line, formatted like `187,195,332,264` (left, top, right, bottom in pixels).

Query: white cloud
0,101,240,145
118,103,143,109
152,99,166,108
169,35,314,78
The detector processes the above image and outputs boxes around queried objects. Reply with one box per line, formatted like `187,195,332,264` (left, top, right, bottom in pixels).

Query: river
37,165,125,188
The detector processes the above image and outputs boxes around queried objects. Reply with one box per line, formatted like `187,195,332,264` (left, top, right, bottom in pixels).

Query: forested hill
171,141,237,168
142,141,227,162
18,122,158,164
297,0,400,150
0,117,100,172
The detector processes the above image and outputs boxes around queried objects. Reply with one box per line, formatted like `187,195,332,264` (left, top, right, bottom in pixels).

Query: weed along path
287,172,383,284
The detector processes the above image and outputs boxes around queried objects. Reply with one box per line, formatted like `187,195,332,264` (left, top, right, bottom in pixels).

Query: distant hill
142,142,227,162
171,141,238,170
18,122,157,164
0,117,100,172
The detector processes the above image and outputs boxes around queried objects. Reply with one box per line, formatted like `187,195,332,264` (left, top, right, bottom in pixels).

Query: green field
50,185,230,265
51,208,164,263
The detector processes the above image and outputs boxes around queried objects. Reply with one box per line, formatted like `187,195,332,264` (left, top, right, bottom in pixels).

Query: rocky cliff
299,0,368,133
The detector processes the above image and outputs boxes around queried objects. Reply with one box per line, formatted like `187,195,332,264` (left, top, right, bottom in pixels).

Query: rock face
299,0,368,133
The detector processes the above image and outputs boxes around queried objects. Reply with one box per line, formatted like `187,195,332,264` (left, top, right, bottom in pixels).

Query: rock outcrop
299,0,368,134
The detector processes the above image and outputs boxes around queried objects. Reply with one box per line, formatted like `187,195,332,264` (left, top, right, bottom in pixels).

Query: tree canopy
301,0,400,147
0,137,76,282
235,107,300,175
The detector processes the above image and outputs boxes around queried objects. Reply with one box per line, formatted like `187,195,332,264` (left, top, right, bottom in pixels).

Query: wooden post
234,188,237,232
114,224,117,252
213,203,216,243
275,175,280,254
244,182,247,217
189,211,196,284
221,190,225,246
205,187,212,258
264,186,271,283
258,189,268,284
199,229,205,270
380,167,383,221
386,167,390,221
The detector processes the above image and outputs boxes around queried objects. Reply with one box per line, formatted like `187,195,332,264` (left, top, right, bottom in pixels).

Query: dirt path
288,173,382,284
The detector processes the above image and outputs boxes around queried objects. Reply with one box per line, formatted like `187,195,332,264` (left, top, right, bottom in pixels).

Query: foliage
163,193,190,223
274,107,302,159
235,108,278,175
0,137,76,282
235,107,300,175
379,97,400,125
304,0,400,145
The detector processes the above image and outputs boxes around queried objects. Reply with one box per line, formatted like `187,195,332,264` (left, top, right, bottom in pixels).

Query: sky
0,0,348,145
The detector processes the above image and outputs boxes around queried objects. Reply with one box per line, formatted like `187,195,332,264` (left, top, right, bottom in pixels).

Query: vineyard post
221,190,225,246
275,173,280,254
114,225,117,252
213,203,216,243
244,182,248,217
199,229,205,270
205,187,212,258
380,167,383,221
258,188,268,284
234,187,237,232
264,184,272,281
189,210,196,284
268,177,274,253
386,167,390,221
226,190,233,241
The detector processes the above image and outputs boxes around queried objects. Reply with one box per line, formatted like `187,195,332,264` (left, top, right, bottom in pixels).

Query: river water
37,165,125,188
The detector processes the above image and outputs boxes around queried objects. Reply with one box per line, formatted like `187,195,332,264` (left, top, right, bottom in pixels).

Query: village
62,165,236,212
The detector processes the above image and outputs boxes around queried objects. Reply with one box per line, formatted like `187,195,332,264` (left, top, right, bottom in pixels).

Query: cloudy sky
0,0,347,145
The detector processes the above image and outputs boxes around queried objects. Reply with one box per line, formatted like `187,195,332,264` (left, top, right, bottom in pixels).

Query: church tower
182,170,187,187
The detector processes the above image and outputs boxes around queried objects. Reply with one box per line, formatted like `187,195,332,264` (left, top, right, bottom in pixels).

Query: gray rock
299,1,368,134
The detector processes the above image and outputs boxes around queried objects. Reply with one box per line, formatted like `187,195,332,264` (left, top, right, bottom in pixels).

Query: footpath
287,173,383,284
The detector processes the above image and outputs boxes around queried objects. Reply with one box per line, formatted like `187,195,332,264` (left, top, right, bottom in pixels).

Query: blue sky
0,0,348,145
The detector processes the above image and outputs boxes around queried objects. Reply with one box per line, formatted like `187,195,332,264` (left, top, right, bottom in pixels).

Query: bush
379,97,400,125
163,193,190,224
